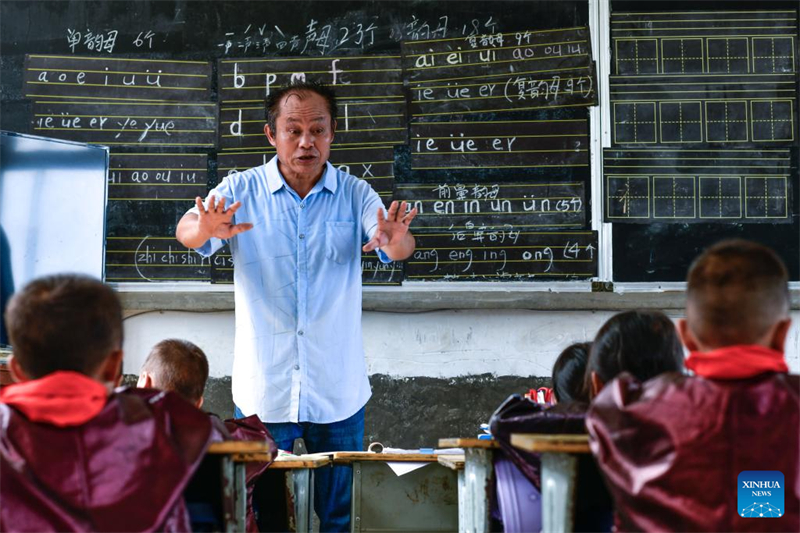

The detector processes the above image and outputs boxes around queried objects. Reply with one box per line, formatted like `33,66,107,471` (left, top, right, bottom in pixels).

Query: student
138,338,277,533
551,341,592,403
0,274,215,532
138,338,209,408
586,240,799,531
585,310,684,398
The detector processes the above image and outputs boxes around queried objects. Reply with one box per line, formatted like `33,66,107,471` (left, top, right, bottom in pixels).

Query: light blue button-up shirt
189,156,389,423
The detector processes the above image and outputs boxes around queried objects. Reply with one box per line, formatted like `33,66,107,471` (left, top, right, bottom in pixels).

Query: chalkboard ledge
113,282,800,312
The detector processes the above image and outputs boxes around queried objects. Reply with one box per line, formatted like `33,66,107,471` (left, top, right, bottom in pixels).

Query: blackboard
608,1,799,281
1,1,603,285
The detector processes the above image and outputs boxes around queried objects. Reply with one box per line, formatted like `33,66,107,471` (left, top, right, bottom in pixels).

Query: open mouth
297,154,317,164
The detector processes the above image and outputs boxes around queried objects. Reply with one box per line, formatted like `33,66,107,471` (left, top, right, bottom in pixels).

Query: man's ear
99,349,123,385
678,319,700,352
330,119,337,139
767,318,792,353
264,124,277,147
9,355,30,383
137,371,153,389
196,396,205,409
590,371,604,399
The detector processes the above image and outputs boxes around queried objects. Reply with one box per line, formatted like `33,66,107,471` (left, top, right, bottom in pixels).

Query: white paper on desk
387,462,430,476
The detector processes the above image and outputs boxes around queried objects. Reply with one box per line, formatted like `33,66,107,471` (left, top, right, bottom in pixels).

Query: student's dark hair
5,274,123,379
551,342,591,403
686,239,789,347
587,310,684,391
142,339,209,404
264,80,338,134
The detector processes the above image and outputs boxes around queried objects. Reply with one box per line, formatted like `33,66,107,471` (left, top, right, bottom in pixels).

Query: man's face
265,91,335,182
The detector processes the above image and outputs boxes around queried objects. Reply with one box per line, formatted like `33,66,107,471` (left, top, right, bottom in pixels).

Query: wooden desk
510,434,590,533
438,438,500,533
332,452,458,533
206,441,273,533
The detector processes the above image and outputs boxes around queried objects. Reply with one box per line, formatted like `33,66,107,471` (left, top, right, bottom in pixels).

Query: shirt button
300,203,305,209
298,330,304,336
294,364,300,370
299,234,305,239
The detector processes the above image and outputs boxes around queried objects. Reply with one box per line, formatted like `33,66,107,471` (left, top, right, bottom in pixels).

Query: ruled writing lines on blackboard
603,148,792,223
403,26,597,116
32,100,217,147
24,54,213,101
411,118,589,169
407,230,598,280
105,236,210,282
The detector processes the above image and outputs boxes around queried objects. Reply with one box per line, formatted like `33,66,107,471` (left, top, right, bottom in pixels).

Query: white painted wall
122,309,800,378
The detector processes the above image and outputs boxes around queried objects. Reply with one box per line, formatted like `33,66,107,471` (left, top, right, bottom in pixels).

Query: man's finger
195,196,206,214
402,207,419,225
230,223,254,236
216,196,227,213
386,201,399,221
362,237,379,252
226,201,243,214
376,207,385,223
398,201,408,221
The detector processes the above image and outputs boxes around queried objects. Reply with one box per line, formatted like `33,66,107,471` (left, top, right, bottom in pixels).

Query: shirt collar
266,156,338,195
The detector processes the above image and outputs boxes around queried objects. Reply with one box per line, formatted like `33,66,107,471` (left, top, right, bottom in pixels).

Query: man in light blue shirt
176,81,416,532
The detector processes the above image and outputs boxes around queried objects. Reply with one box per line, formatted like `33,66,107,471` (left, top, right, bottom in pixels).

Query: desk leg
462,448,492,533
235,463,247,531
291,468,312,533
351,461,362,533
540,452,578,533
220,455,238,532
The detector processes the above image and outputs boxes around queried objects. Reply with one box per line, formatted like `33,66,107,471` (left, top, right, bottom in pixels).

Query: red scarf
0,371,109,427
685,345,788,380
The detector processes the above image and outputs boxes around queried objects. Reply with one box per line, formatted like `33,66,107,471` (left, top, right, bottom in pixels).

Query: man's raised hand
362,200,418,254
195,195,253,240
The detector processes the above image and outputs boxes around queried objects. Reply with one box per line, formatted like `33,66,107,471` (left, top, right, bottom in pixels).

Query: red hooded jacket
0,378,214,532
587,363,799,532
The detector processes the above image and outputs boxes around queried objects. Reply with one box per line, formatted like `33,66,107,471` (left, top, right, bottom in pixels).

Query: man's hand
176,195,253,248
362,200,417,260
195,196,253,240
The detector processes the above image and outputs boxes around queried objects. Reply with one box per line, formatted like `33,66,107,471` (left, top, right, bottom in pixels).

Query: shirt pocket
325,221,356,264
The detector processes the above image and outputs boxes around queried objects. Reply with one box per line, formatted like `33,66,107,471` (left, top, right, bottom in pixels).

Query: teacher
176,81,417,532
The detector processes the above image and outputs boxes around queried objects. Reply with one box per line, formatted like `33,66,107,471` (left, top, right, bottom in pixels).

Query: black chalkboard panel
408,230,598,280
24,55,213,101
610,1,799,281
396,182,586,230
403,27,597,117
105,153,211,282
31,99,217,148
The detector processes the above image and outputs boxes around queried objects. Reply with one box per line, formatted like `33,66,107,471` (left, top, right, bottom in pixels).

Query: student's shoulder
114,387,212,427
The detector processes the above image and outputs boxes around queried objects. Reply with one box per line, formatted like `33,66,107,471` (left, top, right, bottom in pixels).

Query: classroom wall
122,308,800,448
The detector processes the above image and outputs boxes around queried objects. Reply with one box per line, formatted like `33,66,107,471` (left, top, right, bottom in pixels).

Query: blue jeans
234,405,365,533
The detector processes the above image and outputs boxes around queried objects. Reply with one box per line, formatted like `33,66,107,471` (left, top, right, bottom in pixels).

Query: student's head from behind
5,274,123,384
680,239,791,352
587,310,684,399
138,339,208,408
551,342,591,403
